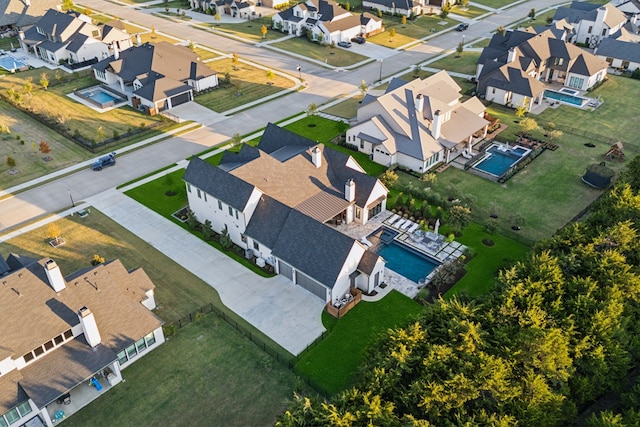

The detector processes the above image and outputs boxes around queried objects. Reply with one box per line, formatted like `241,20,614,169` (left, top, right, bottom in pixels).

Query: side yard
367,14,459,48
295,291,423,395
268,37,369,67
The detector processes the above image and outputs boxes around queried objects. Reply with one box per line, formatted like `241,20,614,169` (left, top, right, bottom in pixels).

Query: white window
16,402,31,418
187,183,191,193
253,241,259,250
145,332,156,346
197,189,201,199
228,206,233,216
218,200,222,210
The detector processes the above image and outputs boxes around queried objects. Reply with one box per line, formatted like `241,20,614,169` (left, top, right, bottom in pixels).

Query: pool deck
66,92,128,113
334,211,467,299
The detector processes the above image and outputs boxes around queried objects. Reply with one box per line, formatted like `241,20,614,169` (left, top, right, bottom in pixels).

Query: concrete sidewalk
88,190,326,356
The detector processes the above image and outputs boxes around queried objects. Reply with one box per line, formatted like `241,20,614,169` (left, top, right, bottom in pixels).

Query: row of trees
276,156,640,425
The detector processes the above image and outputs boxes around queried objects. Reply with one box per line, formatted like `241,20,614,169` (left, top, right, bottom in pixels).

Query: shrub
6,156,16,168
91,254,105,266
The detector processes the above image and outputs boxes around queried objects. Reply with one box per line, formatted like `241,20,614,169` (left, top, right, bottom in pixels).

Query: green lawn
270,37,369,67
0,100,93,189
473,0,518,9
195,57,296,112
283,116,387,176
427,50,481,75
514,10,556,29
446,222,530,297
451,4,489,18
64,315,300,427
204,19,289,43
193,46,221,60
0,36,19,51
322,95,363,119
0,68,165,144
469,37,491,48
295,291,423,395
368,14,459,48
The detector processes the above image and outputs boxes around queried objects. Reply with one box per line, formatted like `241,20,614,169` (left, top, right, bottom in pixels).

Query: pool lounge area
0,54,29,72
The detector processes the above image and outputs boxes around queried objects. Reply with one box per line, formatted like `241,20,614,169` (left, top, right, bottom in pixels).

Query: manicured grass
0,100,92,189
473,0,518,9
204,19,288,43
322,95,363,119
368,14,459,48
193,46,221,60
446,222,530,297
295,291,423,395
427,50,481,75
513,10,556,30
137,30,180,44
0,36,19,51
124,169,275,277
452,5,489,18
469,37,491,48
0,68,164,144
0,210,219,324
270,37,369,67
195,57,295,112
283,116,387,176
65,314,300,427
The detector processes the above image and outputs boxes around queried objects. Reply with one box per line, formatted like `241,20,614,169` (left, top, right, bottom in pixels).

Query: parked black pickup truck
91,152,116,171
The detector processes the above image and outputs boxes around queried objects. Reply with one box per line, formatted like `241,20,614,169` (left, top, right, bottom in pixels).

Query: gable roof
596,37,640,63
270,209,358,288
183,157,256,212
0,257,162,411
0,0,61,27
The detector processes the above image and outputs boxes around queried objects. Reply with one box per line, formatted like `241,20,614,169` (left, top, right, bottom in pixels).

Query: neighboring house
183,123,388,302
476,29,609,109
272,0,382,44
553,1,627,47
361,0,455,18
92,41,218,114
346,70,489,173
19,9,132,66
0,254,164,427
190,0,284,12
613,0,640,24
0,0,61,31
595,37,640,70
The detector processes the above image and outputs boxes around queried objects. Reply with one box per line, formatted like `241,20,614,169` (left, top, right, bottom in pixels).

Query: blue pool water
0,56,28,71
544,89,588,106
373,240,439,283
81,89,119,104
474,145,528,177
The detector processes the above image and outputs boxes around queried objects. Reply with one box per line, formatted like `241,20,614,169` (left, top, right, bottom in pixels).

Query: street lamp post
68,189,75,207
462,34,466,46
379,59,383,82
296,65,302,80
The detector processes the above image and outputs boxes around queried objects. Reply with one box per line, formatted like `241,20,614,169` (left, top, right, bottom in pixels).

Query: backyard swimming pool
369,228,440,283
473,144,531,177
76,86,126,109
544,89,589,107
0,55,29,72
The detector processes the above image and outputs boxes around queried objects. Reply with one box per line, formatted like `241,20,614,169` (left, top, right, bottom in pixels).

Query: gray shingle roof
219,144,261,171
270,209,356,288
257,122,315,157
0,0,62,28
596,37,640,63
183,157,256,212
244,195,291,249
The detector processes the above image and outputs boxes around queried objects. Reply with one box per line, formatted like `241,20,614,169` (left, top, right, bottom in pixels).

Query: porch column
482,125,488,138
445,148,450,163
467,136,472,152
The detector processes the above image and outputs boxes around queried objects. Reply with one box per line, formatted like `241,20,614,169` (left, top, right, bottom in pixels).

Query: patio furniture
386,214,400,224
407,223,420,233
52,410,65,424
394,219,406,229
401,221,414,230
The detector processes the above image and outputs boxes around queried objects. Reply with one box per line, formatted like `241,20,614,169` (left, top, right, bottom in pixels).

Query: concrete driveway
347,40,397,61
166,101,229,126
89,190,326,356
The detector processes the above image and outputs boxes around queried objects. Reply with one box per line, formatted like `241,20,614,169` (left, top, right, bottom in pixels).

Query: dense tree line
276,157,640,426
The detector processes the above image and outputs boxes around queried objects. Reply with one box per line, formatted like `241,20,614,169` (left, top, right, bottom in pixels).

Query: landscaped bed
295,290,423,395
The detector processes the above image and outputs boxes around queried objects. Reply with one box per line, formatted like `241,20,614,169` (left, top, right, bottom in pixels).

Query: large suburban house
189,0,260,18
0,0,61,31
613,0,640,24
361,0,455,18
92,41,218,114
183,124,388,302
476,28,609,110
552,1,628,47
19,9,132,66
272,0,383,44
0,254,164,427
346,71,489,173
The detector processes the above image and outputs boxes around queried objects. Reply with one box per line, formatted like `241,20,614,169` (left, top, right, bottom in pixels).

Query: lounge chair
407,223,420,233
394,219,406,229
386,214,400,225
401,221,414,230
